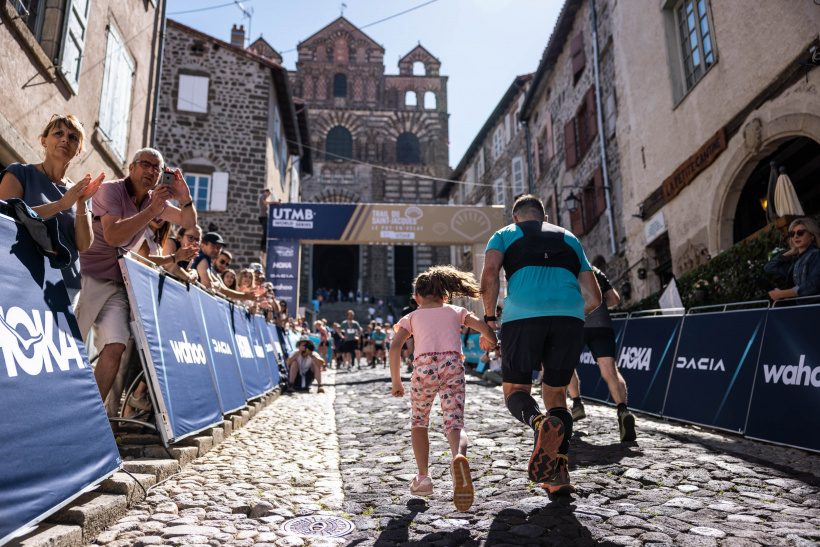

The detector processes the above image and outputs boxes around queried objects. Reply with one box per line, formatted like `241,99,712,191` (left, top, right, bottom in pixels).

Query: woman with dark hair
222,268,237,290
764,217,820,300
163,224,201,282
0,114,104,305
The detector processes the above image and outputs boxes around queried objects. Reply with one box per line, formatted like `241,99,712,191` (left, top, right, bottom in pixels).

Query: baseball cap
202,232,224,245
249,262,264,273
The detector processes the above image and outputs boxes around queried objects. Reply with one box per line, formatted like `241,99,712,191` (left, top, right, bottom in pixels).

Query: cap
249,262,264,273
202,232,224,245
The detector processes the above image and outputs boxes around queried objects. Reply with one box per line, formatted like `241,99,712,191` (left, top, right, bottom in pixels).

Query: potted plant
693,279,709,303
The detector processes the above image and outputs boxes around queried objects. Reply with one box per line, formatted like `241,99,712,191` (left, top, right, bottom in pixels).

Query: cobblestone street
95,367,820,547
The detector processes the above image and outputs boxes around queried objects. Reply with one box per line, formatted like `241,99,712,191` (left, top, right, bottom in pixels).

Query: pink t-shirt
80,178,164,282
395,304,470,356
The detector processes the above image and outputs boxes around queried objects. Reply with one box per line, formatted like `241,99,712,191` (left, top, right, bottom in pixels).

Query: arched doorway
313,245,359,296
732,137,820,243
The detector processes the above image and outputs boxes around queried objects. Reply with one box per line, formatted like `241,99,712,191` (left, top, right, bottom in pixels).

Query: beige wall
613,0,820,299
0,0,160,178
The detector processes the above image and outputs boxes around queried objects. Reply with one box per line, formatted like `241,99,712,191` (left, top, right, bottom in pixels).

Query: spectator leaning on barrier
162,224,200,283
764,218,820,301
222,268,237,290
215,250,232,274
0,114,104,306
75,147,197,402
194,232,257,302
131,219,198,279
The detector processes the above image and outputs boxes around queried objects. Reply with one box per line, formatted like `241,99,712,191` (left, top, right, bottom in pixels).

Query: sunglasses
788,229,807,238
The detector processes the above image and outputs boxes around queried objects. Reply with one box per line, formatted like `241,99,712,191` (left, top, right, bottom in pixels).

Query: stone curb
9,390,281,547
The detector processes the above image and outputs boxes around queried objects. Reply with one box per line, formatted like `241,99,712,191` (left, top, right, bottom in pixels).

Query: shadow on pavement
571,434,643,467
332,377,393,387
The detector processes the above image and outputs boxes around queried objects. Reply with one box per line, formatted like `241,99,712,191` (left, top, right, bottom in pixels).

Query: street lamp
564,191,580,213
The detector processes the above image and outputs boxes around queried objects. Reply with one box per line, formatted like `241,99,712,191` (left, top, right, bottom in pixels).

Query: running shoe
541,454,576,495
317,386,325,394
451,455,474,512
409,475,434,497
571,401,586,421
618,408,637,442
528,416,565,483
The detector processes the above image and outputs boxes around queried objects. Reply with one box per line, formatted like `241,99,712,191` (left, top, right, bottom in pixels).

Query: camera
161,171,175,185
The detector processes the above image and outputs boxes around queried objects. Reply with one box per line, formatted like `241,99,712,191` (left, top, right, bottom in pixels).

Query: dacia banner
267,203,505,245
227,305,273,400
251,313,280,387
662,309,766,433
615,314,683,415
0,215,120,544
120,257,223,443
745,304,820,452
265,240,299,310
575,318,628,403
190,287,247,415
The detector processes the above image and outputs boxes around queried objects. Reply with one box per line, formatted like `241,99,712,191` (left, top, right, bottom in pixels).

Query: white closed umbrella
773,172,805,217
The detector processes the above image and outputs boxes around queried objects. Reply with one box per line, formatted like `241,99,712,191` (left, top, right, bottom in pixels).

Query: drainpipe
149,0,168,147
523,119,534,193
590,0,617,256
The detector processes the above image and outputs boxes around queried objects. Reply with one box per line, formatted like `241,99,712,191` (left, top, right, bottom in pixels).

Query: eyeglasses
788,229,807,238
134,160,162,173
184,234,201,242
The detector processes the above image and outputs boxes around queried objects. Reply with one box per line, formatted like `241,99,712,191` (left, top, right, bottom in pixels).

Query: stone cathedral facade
289,17,452,304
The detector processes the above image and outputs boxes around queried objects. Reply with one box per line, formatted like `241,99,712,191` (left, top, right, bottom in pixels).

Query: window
564,119,578,169
511,157,525,197
186,174,211,211
326,126,353,161
504,115,511,143
493,127,504,159
177,74,209,113
582,167,606,230
405,90,417,107
413,61,425,76
333,73,347,97
396,133,420,164
675,0,714,91
273,106,281,167
575,86,598,159
477,148,485,180
570,32,586,83
98,24,135,162
493,178,505,205
424,91,436,109
544,112,554,162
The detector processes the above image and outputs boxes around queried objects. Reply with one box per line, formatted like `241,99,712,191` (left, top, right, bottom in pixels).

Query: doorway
312,245,359,297
394,245,414,296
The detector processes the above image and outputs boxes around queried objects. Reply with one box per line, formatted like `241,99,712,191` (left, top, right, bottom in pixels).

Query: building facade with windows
0,0,161,179
612,0,820,301
288,17,451,304
155,20,310,269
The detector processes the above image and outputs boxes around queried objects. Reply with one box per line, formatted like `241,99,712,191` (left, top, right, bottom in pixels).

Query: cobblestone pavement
93,367,820,547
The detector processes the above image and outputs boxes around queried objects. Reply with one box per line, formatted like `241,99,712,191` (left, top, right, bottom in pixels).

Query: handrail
687,300,769,315
629,307,685,318
610,312,629,319
772,295,820,308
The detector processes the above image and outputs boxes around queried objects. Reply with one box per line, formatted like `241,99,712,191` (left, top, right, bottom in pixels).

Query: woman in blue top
0,115,104,305
764,218,820,301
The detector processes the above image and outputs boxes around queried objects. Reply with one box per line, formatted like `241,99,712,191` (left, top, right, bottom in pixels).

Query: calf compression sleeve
506,391,542,429
549,407,572,456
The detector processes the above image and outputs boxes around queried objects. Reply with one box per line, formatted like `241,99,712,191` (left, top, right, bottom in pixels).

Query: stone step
46,492,128,543
121,459,180,483
7,523,83,547
98,472,157,505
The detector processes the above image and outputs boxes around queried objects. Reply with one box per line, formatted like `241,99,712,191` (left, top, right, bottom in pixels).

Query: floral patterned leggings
410,352,466,436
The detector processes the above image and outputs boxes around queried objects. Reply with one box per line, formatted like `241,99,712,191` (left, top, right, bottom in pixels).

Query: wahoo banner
0,215,120,544
267,203,505,245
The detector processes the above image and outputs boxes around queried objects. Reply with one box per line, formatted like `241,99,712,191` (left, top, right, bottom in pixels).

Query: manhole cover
281,515,355,537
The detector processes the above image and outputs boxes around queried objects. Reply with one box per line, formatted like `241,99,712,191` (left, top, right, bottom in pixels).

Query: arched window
396,132,420,164
326,126,353,161
333,73,347,98
424,91,436,109
413,61,425,75
405,90,417,107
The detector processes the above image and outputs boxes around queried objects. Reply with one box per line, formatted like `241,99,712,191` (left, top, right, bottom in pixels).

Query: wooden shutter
545,113,554,160
570,33,586,78
564,119,578,168
210,172,229,211
98,25,134,162
586,86,598,141
58,0,90,94
570,208,584,236
593,166,606,217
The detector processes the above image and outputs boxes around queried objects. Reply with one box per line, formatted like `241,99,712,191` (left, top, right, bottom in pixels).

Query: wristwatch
181,200,194,208
483,315,497,322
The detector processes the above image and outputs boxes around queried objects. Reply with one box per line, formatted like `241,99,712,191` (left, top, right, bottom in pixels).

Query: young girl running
389,265,498,512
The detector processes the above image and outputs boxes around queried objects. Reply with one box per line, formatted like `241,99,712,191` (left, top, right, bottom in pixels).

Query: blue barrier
662,305,767,433
189,286,247,415
745,300,820,452
120,256,223,443
575,316,628,403
0,215,121,544
228,305,273,400
251,313,280,387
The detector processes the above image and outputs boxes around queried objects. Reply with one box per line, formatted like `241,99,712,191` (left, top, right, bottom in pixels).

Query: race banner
250,313,280,388
189,287,247,415
265,240,300,311
663,309,766,432
615,314,683,415
575,317,628,403
0,215,121,544
267,203,505,245
745,304,820,452
227,305,273,400
120,256,223,443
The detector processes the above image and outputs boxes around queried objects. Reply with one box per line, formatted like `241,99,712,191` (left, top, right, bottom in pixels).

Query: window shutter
504,115,511,143
570,32,586,78
98,24,134,162
593,166,606,217
586,86,598,140
210,172,229,211
57,0,90,94
511,157,525,196
564,119,578,168
583,185,596,229
570,208,584,236
545,112,554,160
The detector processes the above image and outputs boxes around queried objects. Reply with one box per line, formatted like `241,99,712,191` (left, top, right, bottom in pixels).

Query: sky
166,0,562,168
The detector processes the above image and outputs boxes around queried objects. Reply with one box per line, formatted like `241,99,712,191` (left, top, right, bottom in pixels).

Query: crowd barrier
573,300,820,453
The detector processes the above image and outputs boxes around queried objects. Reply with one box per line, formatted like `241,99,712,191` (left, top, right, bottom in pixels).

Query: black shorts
501,316,585,387
342,340,358,354
583,327,617,360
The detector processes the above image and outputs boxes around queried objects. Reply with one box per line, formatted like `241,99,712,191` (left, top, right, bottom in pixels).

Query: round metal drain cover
281,515,355,537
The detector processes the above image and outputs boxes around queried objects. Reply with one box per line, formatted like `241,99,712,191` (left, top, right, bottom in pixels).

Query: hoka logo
580,350,596,364
253,341,264,358
676,357,725,371
763,355,820,387
0,307,84,377
235,335,254,359
168,332,206,365
618,346,651,371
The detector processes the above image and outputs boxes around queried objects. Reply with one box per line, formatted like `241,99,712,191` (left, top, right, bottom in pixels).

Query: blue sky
167,0,561,167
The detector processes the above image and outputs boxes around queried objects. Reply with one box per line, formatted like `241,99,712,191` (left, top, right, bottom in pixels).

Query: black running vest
502,221,582,282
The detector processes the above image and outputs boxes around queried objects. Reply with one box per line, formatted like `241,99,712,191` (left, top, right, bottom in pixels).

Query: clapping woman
0,115,104,305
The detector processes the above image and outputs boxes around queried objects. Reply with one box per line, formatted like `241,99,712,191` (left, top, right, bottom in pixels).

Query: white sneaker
409,475,434,497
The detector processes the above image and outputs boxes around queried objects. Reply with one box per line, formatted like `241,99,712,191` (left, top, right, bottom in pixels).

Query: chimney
231,24,245,48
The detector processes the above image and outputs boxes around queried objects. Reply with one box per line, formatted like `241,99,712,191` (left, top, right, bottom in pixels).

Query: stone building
612,1,820,301
518,0,628,294
156,20,310,269
1,0,161,179
288,17,451,305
